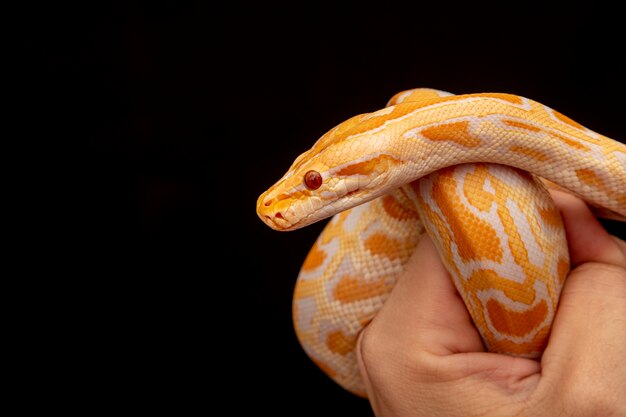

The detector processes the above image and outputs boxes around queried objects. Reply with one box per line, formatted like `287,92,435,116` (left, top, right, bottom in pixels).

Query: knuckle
358,321,432,380
574,261,626,278
357,322,395,373
357,325,382,364
568,262,626,298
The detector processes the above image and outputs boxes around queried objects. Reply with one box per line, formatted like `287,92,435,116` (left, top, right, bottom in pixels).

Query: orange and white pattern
256,89,626,396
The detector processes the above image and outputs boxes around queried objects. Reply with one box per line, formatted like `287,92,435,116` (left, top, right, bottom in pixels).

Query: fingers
549,189,626,268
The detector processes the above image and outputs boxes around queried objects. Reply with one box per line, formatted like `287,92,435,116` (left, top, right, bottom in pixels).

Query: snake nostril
264,199,273,207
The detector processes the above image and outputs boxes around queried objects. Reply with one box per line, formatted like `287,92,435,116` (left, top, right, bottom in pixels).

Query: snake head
256,161,335,231
257,112,404,231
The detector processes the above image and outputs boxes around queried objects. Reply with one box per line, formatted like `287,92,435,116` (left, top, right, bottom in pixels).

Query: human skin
357,190,626,416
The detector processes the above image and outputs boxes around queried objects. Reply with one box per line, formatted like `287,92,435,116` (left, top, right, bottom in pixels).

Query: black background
33,3,624,415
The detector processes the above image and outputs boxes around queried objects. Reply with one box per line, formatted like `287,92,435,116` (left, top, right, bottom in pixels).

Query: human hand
357,190,626,416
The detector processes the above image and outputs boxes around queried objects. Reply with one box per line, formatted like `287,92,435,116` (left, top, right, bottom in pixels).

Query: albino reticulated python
256,88,626,397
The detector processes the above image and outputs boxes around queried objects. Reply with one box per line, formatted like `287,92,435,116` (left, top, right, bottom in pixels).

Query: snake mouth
260,207,321,231
257,200,323,232
259,212,296,231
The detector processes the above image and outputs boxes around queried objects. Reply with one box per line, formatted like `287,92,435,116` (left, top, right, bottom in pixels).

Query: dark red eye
304,170,323,190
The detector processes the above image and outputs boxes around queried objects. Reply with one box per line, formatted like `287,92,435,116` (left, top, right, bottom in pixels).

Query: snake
256,88,626,397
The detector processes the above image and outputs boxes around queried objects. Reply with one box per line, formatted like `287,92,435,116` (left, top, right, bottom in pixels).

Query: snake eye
304,170,323,190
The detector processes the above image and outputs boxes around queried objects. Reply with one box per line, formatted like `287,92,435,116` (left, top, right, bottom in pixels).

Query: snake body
256,89,626,396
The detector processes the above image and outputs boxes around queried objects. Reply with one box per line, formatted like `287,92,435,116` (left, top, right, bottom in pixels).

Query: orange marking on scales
550,132,590,151
510,146,551,162
552,109,586,130
364,233,405,260
462,164,496,212
333,275,393,303
478,93,524,105
576,168,606,192
575,168,626,205
490,169,541,280
341,104,424,138
503,119,542,132
301,242,327,271
326,330,354,356
487,298,548,337
466,269,536,304
381,195,419,220
420,121,481,147
336,154,401,176
538,205,563,228
488,325,551,355
432,170,502,262
292,275,321,300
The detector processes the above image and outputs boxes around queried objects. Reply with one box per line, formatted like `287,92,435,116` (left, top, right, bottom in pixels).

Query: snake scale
256,88,626,396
